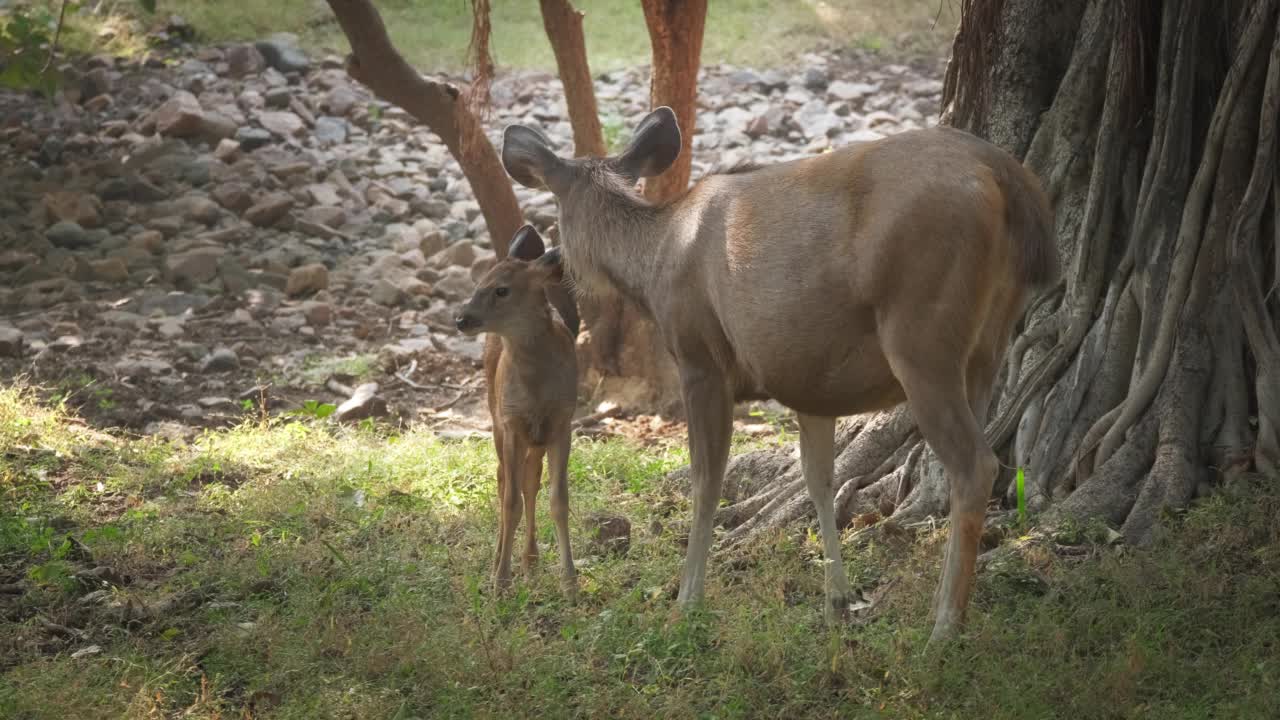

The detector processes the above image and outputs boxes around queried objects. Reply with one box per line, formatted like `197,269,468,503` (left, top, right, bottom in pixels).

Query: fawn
455,224,580,600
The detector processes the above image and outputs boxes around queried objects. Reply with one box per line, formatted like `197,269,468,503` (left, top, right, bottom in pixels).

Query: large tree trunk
703,0,1280,549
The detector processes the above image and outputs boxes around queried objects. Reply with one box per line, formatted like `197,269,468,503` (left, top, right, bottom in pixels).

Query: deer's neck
497,307,557,364
559,180,678,317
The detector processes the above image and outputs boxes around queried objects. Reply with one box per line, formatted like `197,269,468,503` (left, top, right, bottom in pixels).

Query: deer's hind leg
520,447,545,577
882,319,999,645
546,424,578,601
797,413,854,624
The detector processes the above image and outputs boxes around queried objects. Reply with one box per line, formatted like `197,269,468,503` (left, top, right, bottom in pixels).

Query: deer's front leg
493,425,526,593
675,366,733,608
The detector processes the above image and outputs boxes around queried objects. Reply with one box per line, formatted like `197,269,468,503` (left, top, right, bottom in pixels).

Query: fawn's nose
455,314,478,332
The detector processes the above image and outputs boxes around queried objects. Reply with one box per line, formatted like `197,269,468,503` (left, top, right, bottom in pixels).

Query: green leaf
138,0,158,13
1016,466,1027,525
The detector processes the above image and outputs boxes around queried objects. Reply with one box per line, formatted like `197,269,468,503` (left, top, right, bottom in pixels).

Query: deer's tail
1003,160,1060,291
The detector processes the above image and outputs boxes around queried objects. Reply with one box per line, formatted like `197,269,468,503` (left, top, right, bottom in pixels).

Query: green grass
21,0,958,72
2,381,1279,719
296,351,379,387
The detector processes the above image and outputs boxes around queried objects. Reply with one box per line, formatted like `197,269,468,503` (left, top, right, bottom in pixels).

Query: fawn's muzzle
455,313,482,334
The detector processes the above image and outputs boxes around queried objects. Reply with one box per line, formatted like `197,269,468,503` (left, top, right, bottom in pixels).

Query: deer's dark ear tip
508,224,546,261
540,246,564,266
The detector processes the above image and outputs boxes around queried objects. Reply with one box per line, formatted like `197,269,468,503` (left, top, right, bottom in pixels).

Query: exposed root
1231,14,1280,476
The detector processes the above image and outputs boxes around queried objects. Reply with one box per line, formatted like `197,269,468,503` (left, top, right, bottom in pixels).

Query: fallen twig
326,377,355,397
433,391,467,412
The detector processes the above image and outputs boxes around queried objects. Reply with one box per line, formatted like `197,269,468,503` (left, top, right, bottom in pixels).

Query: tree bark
640,0,707,202
324,0,522,258
689,0,1280,550
539,0,606,158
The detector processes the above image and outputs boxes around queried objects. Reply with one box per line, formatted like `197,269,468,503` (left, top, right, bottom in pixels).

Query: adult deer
500,107,1057,643
455,224,581,601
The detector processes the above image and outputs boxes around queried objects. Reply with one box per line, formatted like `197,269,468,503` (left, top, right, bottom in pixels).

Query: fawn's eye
495,287,510,298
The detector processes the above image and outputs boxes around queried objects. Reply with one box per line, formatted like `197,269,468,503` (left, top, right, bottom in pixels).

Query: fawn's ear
536,246,565,281
613,106,682,183
502,124,570,191
539,247,580,338
507,224,546,261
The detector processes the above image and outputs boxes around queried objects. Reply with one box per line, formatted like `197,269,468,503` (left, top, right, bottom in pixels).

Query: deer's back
661,127,1027,415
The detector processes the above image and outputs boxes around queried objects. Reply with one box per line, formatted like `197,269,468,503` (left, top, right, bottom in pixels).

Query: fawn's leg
521,447,544,576
493,426,527,593
546,426,577,601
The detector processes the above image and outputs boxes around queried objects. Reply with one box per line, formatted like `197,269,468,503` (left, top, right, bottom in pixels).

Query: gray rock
81,67,113,99
264,87,292,109
323,85,359,116
902,78,944,97
151,91,236,140
827,80,879,102
586,512,631,556
432,266,475,301
201,346,240,373
182,195,221,225
286,262,328,297
302,300,332,327
430,240,476,269
335,382,389,423
235,126,273,150
212,183,253,212
226,44,266,77
114,356,174,376
89,258,129,283
717,106,753,132
244,193,294,227
255,34,311,74
370,278,407,307
136,290,210,316
469,251,498,282
259,111,305,138
47,221,91,249
98,177,168,203
313,116,347,145
802,67,829,90
197,396,238,410
148,216,183,238
302,206,346,229
166,248,225,287
793,99,841,139
0,327,24,357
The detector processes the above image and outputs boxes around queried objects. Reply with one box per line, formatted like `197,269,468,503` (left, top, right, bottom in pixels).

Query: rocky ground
0,25,944,443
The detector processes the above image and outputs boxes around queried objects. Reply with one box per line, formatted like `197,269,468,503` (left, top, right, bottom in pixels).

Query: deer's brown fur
455,225,579,600
500,107,1057,644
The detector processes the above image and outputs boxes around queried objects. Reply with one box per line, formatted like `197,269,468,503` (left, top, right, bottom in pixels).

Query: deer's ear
614,106,682,182
502,124,567,191
508,224,546,261
540,249,579,338
536,246,564,278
